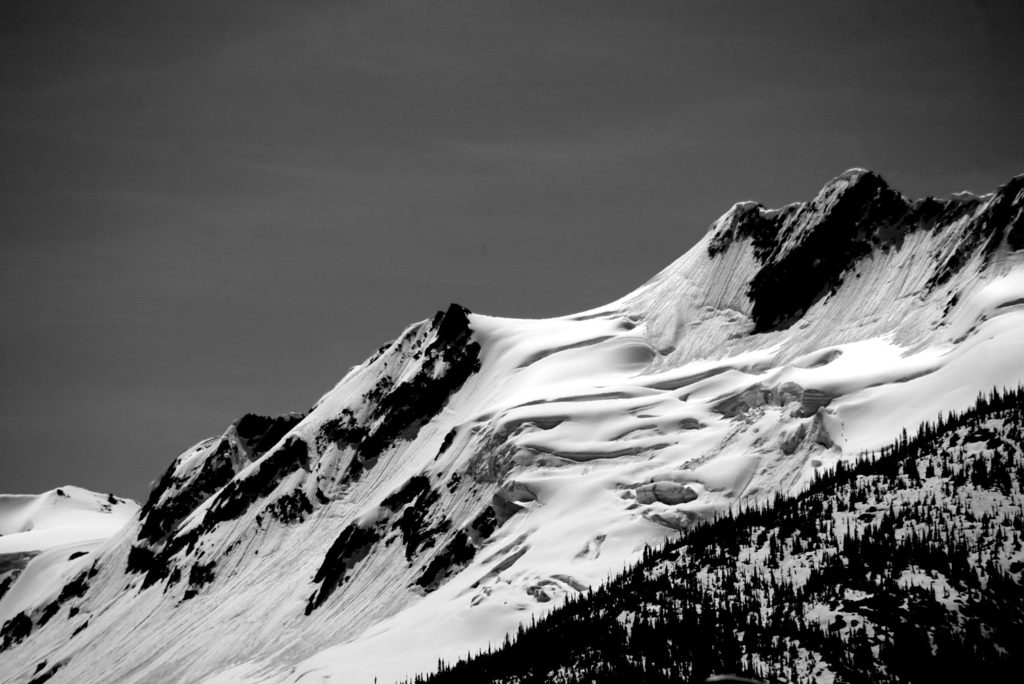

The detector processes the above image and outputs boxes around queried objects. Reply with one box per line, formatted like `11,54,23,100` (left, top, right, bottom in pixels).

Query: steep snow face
1,170,1023,684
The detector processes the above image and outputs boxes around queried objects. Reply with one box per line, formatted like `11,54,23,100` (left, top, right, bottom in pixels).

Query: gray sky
2,0,1023,501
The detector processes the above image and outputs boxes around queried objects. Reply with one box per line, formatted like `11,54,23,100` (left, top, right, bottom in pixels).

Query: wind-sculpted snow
1,170,1024,684
414,388,1024,684
0,489,135,661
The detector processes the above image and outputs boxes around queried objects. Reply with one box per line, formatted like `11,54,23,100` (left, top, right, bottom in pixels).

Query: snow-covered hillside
0,488,136,641
1,169,1023,684
417,388,1024,683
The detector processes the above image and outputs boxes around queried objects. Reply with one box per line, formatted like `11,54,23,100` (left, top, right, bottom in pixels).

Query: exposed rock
713,386,770,418
305,523,382,615
491,481,537,524
205,436,312,526
713,382,833,419
0,551,39,602
635,481,698,506
779,423,808,455
525,584,552,603
928,174,1024,288
778,382,804,406
809,413,835,449
414,530,475,592
707,169,1023,333
318,303,482,482
744,170,911,332
798,388,835,417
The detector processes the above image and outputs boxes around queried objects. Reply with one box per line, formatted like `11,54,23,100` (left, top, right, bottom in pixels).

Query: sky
2,0,1023,501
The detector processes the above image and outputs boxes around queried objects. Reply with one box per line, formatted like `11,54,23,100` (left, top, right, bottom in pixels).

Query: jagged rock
779,423,808,455
809,412,835,448
798,388,835,417
713,386,770,417
6,170,1024,684
491,481,536,524
778,382,804,406
635,482,698,506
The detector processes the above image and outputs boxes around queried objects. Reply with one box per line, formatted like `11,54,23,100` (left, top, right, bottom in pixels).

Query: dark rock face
0,612,32,651
264,489,314,524
125,545,159,578
137,439,238,547
233,413,306,461
437,428,457,456
412,505,500,593
928,174,1024,288
36,568,94,627
135,412,305,558
491,481,537,524
26,660,63,684
0,551,40,603
707,202,788,258
635,482,697,506
467,506,498,543
123,303,481,605
742,171,912,333
414,530,476,591
318,303,482,481
305,523,382,615
128,431,311,591
182,562,216,601
303,468,501,613
0,564,98,652
318,410,369,456
129,436,313,588
387,478,448,561
707,170,1024,333
206,436,312,526
753,174,909,331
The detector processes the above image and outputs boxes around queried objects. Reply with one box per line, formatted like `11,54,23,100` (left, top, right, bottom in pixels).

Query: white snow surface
2,170,1023,683
0,487,136,555
0,488,137,626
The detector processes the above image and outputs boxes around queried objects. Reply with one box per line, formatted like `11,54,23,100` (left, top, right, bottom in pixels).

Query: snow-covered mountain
1,169,1023,684
417,388,1024,683
0,488,137,647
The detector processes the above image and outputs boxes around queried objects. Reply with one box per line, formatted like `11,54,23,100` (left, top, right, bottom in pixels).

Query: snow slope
0,487,135,555
415,389,1024,683
0,488,136,637
1,169,1022,684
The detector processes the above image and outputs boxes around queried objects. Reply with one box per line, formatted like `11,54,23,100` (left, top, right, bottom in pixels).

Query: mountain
1,169,1023,683
0,488,137,645
414,387,1024,684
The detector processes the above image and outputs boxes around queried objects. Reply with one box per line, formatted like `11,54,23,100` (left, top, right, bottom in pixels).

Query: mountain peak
824,166,877,184
2,170,1023,684
808,167,893,207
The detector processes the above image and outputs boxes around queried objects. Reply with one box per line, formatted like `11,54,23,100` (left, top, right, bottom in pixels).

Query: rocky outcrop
707,169,1024,333
635,482,698,506
713,382,834,419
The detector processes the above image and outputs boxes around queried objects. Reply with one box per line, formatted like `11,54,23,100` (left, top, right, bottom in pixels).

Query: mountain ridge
1,168,1023,683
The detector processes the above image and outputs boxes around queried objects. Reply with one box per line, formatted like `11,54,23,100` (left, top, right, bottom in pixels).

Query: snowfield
1,169,1023,684
0,489,136,630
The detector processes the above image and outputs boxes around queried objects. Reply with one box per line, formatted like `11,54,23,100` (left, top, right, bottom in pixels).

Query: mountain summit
2,170,1023,683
